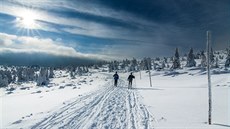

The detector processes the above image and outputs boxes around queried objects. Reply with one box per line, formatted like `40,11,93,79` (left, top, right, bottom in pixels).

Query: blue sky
0,0,229,65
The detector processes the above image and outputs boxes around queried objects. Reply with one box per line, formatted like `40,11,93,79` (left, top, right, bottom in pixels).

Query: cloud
0,0,187,44
0,32,111,60
6,0,156,27
0,0,229,60
0,0,158,40
0,52,101,66
98,41,177,59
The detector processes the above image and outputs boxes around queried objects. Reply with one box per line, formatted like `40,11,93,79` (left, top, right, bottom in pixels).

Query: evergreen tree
69,67,75,79
27,68,35,81
130,58,138,71
210,48,215,65
120,61,126,70
139,60,145,70
172,48,181,69
143,58,152,70
49,67,55,78
200,51,207,67
85,66,89,73
11,69,17,83
37,68,49,86
108,62,114,72
17,68,24,82
225,49,230,67
1,70,13,84
164,57,168,63
115,61,119,70
161,61,166,69
0,74,8,87
77,67,83,76
186,48,196,67
214,57,219,68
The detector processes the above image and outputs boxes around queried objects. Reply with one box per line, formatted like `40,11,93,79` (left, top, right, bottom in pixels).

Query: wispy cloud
0,0,229,62
0,0,158,41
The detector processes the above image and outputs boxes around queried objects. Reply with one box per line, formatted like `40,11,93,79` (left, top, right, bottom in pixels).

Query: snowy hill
0,50,230,129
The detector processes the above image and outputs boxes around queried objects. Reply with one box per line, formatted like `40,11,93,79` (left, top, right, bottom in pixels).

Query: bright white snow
0,67,229,129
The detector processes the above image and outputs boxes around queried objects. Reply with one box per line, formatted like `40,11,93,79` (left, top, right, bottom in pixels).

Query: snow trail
31,79,154,129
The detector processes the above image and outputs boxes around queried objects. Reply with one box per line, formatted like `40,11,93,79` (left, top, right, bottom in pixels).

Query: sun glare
15,8,42,36
21,12,36,28
17,9,39,29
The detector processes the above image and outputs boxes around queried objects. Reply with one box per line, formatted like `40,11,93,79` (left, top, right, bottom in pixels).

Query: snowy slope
134,69,230,129
0,72,110,128
29,79,153,129
1,67,230,129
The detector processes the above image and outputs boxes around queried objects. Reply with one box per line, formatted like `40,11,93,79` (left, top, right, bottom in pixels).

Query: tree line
0,47,230,87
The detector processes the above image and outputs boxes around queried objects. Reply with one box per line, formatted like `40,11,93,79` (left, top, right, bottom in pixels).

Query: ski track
31,79,154,129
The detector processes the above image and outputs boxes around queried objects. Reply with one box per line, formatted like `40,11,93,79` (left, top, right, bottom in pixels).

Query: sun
19,11,37,29
15,8,41,36
21,12,36,28
16,8,40,30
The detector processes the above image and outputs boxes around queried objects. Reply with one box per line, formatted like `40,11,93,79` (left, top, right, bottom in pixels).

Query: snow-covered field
135,69,230,129
0,68,230,129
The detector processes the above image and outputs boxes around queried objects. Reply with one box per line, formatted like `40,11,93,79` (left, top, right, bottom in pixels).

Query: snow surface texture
1,68,230,129
30,79,153,129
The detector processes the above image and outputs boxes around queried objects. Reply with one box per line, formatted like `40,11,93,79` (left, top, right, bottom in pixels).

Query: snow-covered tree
108,62,114,72
15,67,35,82
11,69,17,83
164,57,168,63
45,68,49,81
93,65,99,69
210,48,215,65
129,58,138,71
17,68,24,82
69,67,75,79
37,68,49,86
161,61,166,69
225,49,230,67
186,48,196,67
83,66,89,73
171,48,181,69
0,74,8,87
155,57,160,61
70,71,75,78
12,75,16,83
0,70,13,84
76,67,83,76
49,67,55,78
142,58,152,70
113,61,119,71
214,57,219,68
27,68,35,81
200,51,207,67
122,59,130,69
86,66,89,73
138,60,143,70
120,62,126,70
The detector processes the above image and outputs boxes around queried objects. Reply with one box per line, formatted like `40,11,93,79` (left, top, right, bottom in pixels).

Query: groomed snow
0,68,229,129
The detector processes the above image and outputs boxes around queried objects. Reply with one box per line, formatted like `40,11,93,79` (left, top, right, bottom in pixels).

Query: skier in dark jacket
113,72,119,87
127,72,135,89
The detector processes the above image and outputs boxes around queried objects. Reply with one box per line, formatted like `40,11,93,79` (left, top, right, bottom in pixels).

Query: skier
113,72,119,87
127,72,135,89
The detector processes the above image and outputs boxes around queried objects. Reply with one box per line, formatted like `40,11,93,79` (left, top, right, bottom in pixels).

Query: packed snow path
31,79,154,129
